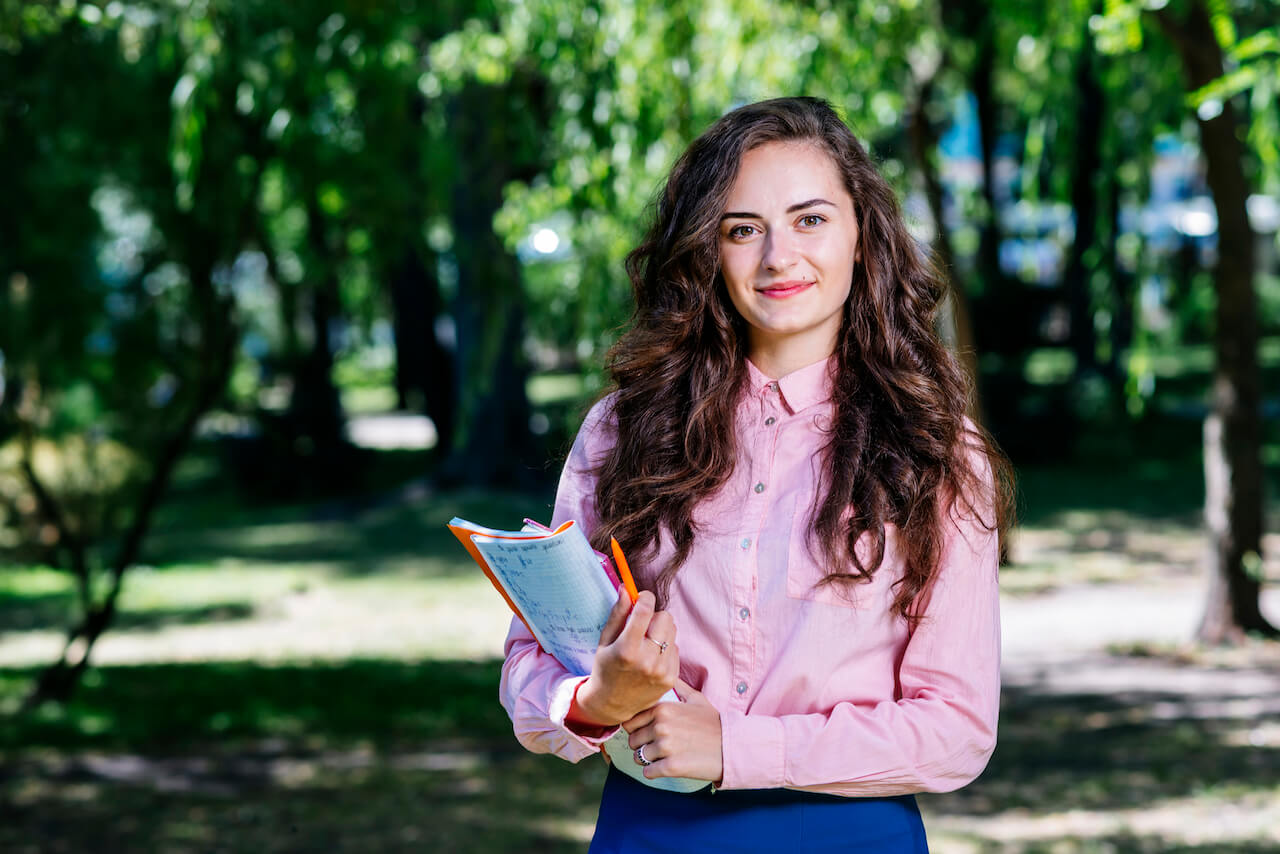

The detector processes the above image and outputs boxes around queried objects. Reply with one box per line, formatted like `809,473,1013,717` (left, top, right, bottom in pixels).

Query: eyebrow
720,198,837,221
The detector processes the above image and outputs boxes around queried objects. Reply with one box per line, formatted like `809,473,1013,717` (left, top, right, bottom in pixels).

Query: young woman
499,96,1013,853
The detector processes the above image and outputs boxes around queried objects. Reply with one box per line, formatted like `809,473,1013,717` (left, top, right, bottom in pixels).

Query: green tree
0,0,496,704
0,4,247,705
438,0,944,368
1154,0,1277,642
1097,0,1278,642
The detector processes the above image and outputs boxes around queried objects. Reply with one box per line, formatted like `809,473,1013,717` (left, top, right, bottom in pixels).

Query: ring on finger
635,744,652,766
645,636,669,654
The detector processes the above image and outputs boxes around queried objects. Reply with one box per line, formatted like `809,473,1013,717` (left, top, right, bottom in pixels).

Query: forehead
724,141,850,208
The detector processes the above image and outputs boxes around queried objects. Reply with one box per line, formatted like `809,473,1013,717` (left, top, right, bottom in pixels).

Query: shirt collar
745,355,835,414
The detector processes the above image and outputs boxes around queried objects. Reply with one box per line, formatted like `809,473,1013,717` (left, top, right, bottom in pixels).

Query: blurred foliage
0,436,141,560
474,0,951,361
2,0,1277,466
1,0,1280,688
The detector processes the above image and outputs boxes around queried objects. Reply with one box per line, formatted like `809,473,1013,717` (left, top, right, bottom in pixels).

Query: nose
761,229,797,273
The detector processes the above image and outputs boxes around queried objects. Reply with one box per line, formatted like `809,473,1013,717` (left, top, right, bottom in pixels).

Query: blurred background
1,0,1279,851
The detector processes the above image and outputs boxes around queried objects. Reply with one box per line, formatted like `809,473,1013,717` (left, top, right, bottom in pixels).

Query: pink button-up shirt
499,357,1000,796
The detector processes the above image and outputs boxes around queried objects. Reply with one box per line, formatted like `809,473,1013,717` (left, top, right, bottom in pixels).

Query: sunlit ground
1,457,1279,852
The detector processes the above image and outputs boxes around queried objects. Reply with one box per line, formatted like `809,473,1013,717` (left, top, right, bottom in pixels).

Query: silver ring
635,745,652,766
645,637,669,654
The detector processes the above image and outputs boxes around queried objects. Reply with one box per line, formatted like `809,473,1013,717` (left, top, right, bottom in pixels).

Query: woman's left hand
624,678,723,782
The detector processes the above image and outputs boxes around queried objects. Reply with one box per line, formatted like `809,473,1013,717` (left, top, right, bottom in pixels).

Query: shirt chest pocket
786,507,903,611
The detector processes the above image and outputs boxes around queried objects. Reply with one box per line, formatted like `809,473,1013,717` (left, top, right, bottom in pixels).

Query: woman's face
718,141,859,375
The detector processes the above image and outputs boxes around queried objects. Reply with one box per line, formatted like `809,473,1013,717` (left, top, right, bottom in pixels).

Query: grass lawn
1,435,1279,852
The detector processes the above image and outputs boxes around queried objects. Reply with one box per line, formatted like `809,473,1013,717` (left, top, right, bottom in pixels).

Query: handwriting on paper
473,524,617,675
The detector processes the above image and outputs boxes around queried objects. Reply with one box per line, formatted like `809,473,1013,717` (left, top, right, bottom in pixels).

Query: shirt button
739,607,750,621
764,416,776,426
736,682,748,695
768,382,779,392
754,482,765,494
740,537,751,549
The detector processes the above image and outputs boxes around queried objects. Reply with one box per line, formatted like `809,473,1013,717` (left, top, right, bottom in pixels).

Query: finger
617,591,656,644
643,757,683,779
598,587,632,646
646,610,676,643
674,677,698,700
655,640,679,679
633,740,664,767
626,722,657,751
622,706,657,735
644,635,676,665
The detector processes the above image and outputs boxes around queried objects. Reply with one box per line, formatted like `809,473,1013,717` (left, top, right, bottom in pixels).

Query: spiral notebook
447,516,708,793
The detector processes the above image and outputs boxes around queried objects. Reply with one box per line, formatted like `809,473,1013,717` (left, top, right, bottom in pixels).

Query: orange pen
610,537,640,604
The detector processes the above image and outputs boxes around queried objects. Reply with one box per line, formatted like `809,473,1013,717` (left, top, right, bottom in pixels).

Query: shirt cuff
548,675,620,750
719,708,786,789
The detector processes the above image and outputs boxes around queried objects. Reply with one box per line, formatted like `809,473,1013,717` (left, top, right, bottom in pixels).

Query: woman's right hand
569,588,679,727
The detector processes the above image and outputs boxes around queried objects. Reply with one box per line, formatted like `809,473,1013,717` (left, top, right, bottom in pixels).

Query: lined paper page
473,522,616,675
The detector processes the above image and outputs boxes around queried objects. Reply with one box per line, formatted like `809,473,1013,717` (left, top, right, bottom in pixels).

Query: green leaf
1205,0,1236,48
1091,3,1143,56
1229,29,1280,63
318,184,346,217
1188,64,1259,106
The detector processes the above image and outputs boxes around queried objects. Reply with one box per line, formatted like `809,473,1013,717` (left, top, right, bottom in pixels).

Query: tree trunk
382,85,456,454
23,254,238,709
1154,1,1275,643
971,29,1004,299
1102,172,1134,383
438,79,541,486
257,229,302,387
444,180,536,485
389,245,456,454
906,43,985,424
293,192,347,458
449,275,533,485
1063,21,1103,376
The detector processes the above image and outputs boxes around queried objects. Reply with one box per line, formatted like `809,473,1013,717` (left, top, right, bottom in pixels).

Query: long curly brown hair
589,97,1014,623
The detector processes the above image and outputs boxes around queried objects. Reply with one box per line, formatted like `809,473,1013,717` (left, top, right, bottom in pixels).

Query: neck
747,338,836,380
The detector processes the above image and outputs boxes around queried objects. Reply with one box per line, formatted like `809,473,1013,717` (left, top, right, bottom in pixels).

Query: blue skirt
590,766,928,853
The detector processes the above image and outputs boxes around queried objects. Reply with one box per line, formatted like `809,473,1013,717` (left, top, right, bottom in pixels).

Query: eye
726,223,758,240
798,214,826,228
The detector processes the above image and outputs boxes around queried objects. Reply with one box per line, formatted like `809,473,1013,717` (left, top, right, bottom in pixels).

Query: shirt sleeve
718,449,1001,796
497,395,621,761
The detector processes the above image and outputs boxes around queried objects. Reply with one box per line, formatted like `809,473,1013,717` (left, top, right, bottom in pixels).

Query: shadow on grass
0,659,515,750
1015,456,1205,528
1,658,602,853
1012,402,1280,531
933,681,1280,820
3,658,1279,852
138,487,557,577
1,755,605,854
112,602,258,632
0,589,76,634
0,590,257,639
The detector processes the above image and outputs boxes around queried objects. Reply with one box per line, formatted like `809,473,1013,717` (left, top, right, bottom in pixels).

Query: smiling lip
756,280,814,299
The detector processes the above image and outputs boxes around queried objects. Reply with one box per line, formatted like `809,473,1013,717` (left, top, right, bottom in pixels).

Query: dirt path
925,574,1280,853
